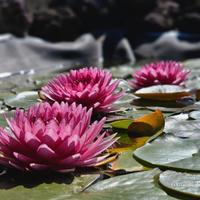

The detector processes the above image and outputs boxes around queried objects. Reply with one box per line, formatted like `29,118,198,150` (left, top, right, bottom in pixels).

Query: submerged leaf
109,150,146,172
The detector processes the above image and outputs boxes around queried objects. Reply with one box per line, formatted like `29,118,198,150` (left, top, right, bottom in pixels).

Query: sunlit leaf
189,110,200,120
134,134,200,171
4,91,39,109
110,110,165,153
134,85,191,101
111,119,133,129
128,109,165,143
70,169,176,200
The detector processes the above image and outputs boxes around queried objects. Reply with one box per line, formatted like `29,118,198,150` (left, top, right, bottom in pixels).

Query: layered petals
130,61,190,90
41,67,123,112
0,102,117,172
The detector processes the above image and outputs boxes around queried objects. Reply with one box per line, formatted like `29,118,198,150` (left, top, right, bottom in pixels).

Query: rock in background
1,0,200,41
0,0,200,64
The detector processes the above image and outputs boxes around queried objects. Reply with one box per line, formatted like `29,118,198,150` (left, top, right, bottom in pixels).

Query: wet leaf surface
71,169,176,200
160,170,200,198
4,91,39,109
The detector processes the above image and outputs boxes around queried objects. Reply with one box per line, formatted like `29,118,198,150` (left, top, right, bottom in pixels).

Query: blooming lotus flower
0,102,117,172
130,61,190,90
41,67,123,112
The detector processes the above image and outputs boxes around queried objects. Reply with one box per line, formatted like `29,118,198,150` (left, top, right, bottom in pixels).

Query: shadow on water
0,168,74,189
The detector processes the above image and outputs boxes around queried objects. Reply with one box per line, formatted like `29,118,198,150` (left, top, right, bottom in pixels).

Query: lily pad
165,115,200,139
134,85,191,101
133,134,200,170
4,91,39,109
159,170,200,198
70,169,176,200
189,110,200,120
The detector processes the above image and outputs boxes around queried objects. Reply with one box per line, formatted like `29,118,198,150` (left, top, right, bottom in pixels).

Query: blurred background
1,0,200,72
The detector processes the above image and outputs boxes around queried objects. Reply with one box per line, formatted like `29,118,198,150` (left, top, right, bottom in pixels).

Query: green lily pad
165,114,200,138
69,169,176,200
189,111,200,120
159,170,200,198
111,119,133,129
4,91,39,109
133,134,200,170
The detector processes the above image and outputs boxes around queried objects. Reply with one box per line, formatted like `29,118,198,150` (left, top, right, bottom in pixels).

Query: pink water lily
41,67,123,112
130,61,190,90
0,102,117,172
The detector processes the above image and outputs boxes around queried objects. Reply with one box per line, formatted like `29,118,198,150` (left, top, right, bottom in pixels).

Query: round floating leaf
163,153,200,172
69,169,176,200
189,110,200,120
134,134,199,169
165,114,200,139
159,170,200,198
134,85,191,101
4,91,39,109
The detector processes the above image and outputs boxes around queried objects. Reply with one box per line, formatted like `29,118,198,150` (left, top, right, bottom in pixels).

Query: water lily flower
0,102,117,172
41,67,123,112
130,61,190,90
